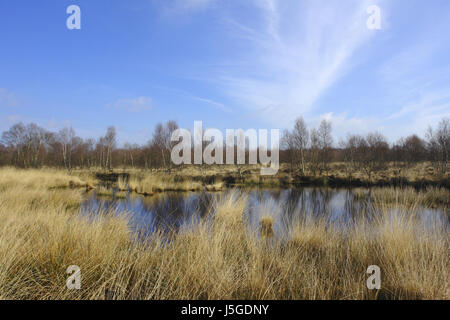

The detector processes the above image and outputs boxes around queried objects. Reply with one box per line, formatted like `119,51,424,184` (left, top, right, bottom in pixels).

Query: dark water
81,188,448,238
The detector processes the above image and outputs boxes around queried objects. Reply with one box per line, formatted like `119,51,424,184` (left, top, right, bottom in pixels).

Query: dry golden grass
0,167,90,190
325,161,448,183
0,168,448,300
259,217,274,238
53,161,448,195
115,161,448,190
369,186,449,208
95,185,114,197
125,173,204,194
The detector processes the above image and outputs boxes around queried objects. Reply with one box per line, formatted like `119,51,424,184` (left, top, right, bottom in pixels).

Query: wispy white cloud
107,96,153,113
384,91,450,140
387,89,450,121
191,96,232,113
316,92,450,142
312,112,382,139
215,0,383,127
310,111,442,144
379,30,450,135
156,0,446,140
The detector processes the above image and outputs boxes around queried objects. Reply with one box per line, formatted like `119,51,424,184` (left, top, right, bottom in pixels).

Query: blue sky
0,0,449,145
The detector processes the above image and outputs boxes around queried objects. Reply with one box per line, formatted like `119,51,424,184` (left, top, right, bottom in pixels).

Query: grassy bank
92,162,449,194
0,168,448,300
12,162,443,196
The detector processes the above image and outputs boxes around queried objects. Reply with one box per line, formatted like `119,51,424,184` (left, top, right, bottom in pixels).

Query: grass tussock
126,173,204,194
0,168,448,300
95,186,114,198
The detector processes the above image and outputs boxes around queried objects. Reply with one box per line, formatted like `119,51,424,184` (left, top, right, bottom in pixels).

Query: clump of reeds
259,217,274,238
117,175,128,191
127,173,203,195
369,186,449,208
214,190,248,226
95,186,114,198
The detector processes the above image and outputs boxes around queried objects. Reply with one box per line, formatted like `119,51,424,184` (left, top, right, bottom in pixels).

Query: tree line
0,118,448,177
0,121,179,171
281,117,449,179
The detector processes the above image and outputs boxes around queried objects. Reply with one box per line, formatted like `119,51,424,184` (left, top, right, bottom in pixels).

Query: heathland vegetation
1,117,448,195
0,168,448,300
0,118,448,185
0,117,448,300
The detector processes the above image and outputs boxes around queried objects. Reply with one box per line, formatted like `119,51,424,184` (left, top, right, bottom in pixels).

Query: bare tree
104,126,117,170
84,139,95,168
152,123,167,168
58,127,76,171
309,128,321,176
23,123,47,167
318,119,333,174
356,132,389,181
340,134,364,180
426,118,449,174
2,123,51,168
151,120,179,170
281,129,296,173
292,116,309,175
1,123,26,167
0,142,8,165
393,135,426,173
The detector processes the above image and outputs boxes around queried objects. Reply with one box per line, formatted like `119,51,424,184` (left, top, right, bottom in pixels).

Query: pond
81,188,448,239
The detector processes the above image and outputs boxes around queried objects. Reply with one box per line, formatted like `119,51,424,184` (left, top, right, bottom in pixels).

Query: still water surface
81,188,448,238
